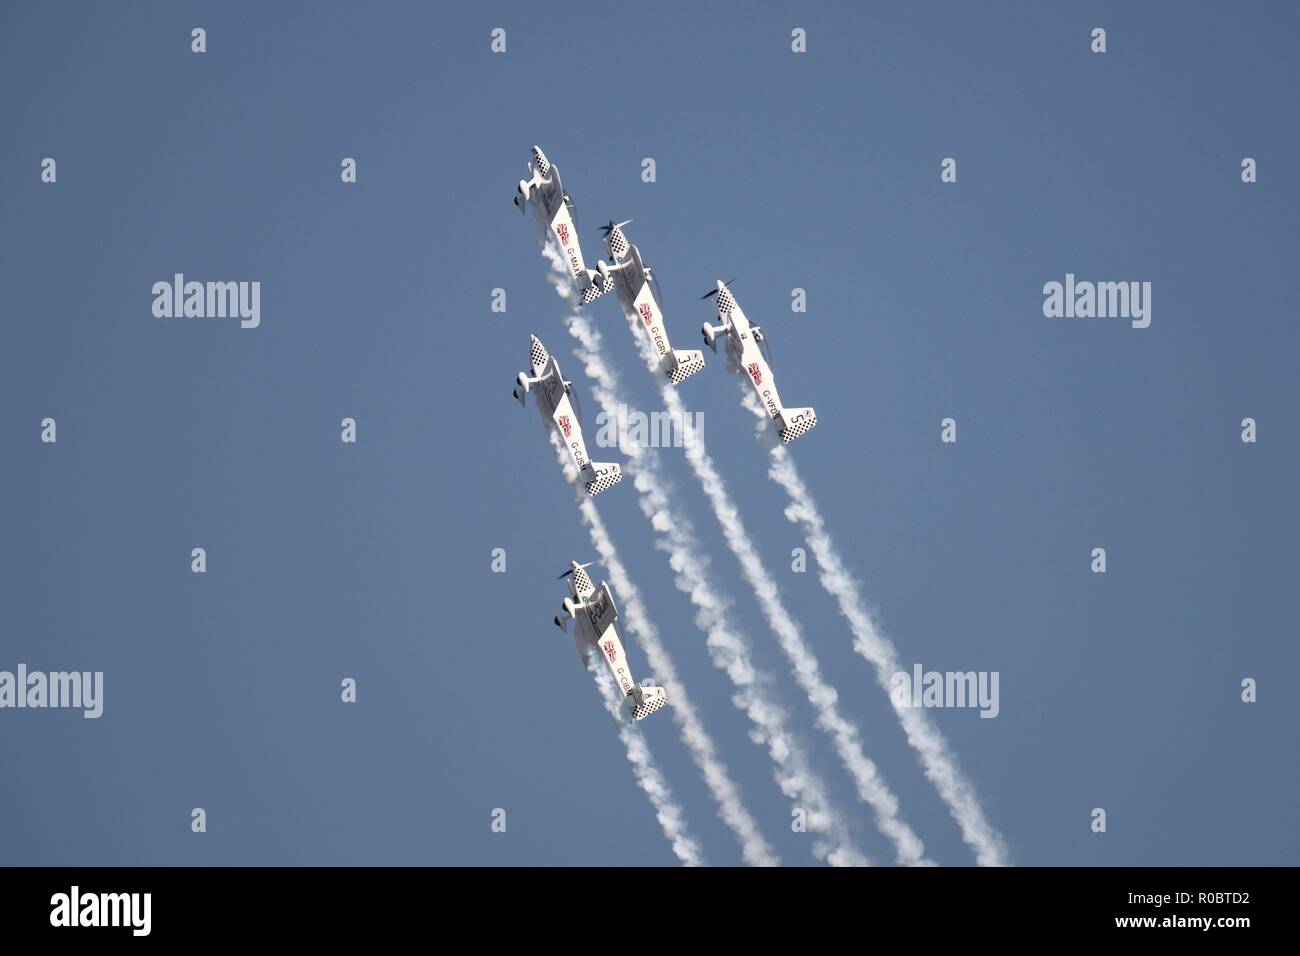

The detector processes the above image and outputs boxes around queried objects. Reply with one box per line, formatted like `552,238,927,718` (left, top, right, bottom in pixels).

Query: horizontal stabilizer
583,462,622,497
628,685,668,722
779,407,817,445
667,349,706,385
579,275,610,304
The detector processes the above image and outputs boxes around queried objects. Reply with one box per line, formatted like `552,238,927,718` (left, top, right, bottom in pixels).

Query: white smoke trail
552,432,778,867
599,286,931,864
585,654,705,866
655,381,932,866
739,386,1011,867
542,244,864,865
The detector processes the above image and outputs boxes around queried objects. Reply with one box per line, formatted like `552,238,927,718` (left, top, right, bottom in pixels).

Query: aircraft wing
615,244,649,303
585,583,619,638
574,630,592,668
535,164,567,221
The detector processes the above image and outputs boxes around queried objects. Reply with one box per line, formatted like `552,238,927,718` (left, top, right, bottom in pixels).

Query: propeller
646,265,663,302
700,278,738,300
599,218,634,236
558,561,596,580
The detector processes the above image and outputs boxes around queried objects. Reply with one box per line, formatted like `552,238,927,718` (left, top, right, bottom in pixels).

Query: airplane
701,280,817,444
597,219,706,385
514,334,622,496
554,560,668,722
513,145,611,305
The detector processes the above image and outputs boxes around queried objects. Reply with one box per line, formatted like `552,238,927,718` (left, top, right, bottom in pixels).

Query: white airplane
598,219,706,385
513,145,611,305
554,560,668,722
701,280,817,444
514,334,622,496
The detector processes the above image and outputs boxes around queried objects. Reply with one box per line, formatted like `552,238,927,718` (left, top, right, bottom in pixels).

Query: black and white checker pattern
779,411,818,444
584,467,622,496
608,229,629,259
631,690,667,721
668,350,706,384
572,565,594,596
529,336,549,373
715,285,736,315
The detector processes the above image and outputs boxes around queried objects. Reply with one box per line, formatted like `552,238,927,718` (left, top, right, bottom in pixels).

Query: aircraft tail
779,407,817,444
579,272,611,304
667,349,706,385
627,684,668,722
582,461,622,496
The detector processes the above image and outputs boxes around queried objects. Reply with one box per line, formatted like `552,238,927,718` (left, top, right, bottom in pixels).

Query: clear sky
2,1,1296,866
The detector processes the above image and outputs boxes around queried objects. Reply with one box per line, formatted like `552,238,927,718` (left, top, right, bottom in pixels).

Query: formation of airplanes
511,145,821,723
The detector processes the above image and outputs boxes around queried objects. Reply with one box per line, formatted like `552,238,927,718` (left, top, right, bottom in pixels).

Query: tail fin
582,461,622,496
667,349,706,385
779,407,817,444
627,684,668,722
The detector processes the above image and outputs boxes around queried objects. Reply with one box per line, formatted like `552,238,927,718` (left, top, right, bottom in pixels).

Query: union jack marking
556,222,570,245
602,640,617,663
748,363,762,386
639,302,654,326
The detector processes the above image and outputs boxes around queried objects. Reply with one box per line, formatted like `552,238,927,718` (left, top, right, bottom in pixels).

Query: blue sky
1,1,1296,865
